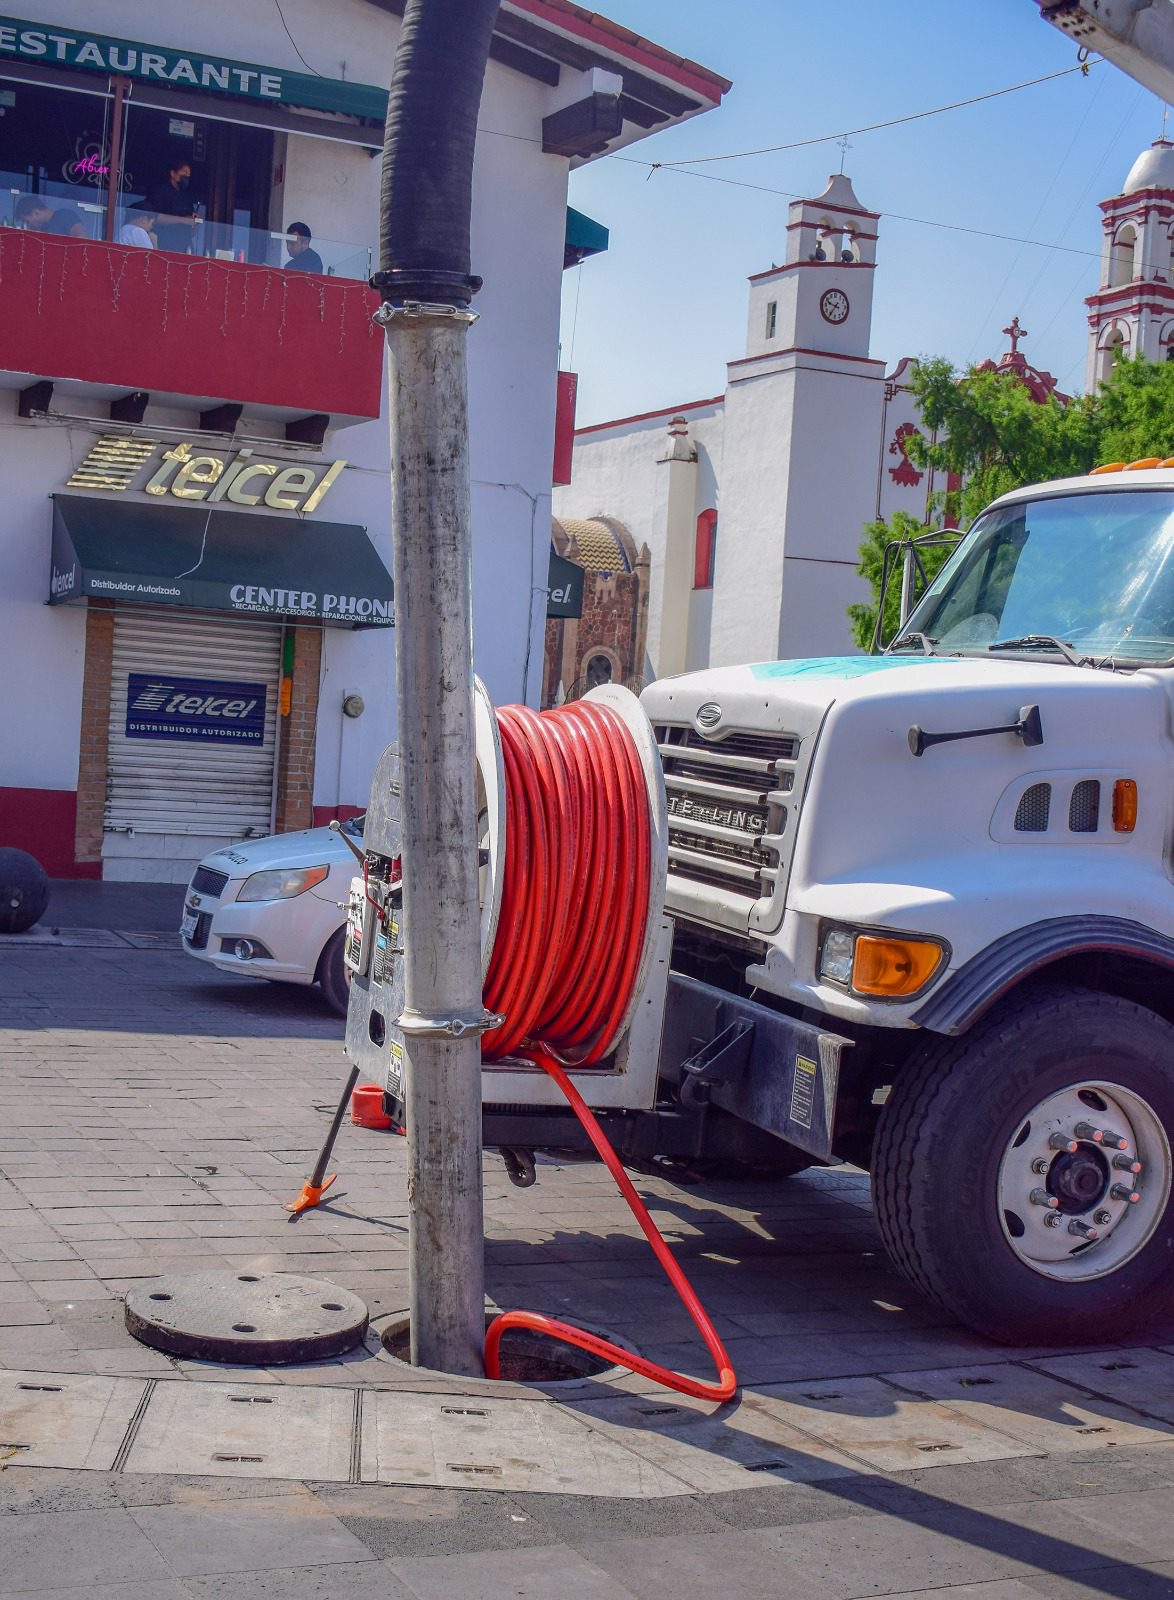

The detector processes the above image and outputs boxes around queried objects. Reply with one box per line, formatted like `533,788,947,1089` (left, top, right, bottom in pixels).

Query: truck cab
633,463,1174,1343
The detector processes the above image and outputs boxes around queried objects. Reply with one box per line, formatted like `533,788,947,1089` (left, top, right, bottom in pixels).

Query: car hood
201,825,356,877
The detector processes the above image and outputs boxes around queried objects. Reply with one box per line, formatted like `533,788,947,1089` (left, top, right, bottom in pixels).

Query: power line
271,0,325,77
610,154,1104,263
643,64,1099,170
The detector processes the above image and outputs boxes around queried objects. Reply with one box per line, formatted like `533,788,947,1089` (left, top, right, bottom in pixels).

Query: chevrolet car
179,815,363,1013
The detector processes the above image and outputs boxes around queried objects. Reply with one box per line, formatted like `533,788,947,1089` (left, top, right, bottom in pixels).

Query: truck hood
641,653,1108,729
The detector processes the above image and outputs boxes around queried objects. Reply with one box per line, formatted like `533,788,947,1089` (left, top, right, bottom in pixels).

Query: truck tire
317,927,350,1017
872,983,1174,1344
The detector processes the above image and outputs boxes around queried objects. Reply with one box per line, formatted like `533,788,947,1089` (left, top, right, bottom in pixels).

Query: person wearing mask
117,208,157,248
284,221,324,274
13,194,53,231
47,207,87,238
145,161,199,254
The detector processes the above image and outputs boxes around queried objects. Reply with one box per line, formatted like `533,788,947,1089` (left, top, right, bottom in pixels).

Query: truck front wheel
872,983,1174,1344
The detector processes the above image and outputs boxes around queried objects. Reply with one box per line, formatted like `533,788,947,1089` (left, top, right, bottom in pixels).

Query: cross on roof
1002,316,1027,355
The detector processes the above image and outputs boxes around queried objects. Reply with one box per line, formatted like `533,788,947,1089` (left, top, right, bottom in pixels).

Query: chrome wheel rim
996,1081,1171,1282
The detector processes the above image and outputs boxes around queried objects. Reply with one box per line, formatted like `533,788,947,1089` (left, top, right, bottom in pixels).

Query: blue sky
560,0,1164,426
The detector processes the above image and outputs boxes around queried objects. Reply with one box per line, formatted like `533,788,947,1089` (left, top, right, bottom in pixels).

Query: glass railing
0,174,372,281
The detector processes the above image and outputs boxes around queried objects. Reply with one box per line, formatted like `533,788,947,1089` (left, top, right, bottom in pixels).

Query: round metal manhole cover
125,1272,368,1365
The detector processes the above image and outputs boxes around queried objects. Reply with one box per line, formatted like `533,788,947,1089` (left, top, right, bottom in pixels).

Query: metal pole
899,542,917,627
377,302,487,1375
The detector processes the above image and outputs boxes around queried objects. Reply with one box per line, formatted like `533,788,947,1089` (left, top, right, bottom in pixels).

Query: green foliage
848,510,953,651
1095,356,1174,463
852,354,1174,649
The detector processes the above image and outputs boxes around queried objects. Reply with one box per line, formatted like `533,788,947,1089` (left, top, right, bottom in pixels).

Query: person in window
47,207,87,238
284,222,324,274
13,194,53,231
117,208,157,249
145,161,200,254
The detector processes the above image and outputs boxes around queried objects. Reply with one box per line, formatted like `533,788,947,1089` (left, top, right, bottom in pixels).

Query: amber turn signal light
852,935,944,997
1112,779,1138,833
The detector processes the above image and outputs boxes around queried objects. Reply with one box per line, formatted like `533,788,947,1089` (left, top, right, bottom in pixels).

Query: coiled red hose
482,699,736,1402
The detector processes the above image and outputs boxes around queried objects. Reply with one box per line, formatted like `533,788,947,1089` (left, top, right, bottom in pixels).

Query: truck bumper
660,973,853,1161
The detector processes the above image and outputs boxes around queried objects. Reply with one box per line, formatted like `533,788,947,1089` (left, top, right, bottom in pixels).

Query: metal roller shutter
105,612,284,843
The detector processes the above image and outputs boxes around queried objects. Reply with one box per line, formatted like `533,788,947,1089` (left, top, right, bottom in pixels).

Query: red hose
482,699,737,1402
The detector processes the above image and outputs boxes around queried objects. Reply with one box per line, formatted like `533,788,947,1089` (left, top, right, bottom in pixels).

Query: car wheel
873,982,1174,1344
318,926,350,1016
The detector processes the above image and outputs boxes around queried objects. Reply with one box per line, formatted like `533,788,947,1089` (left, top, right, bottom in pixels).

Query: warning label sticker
387,1039,404,1097
790,1054,818,1129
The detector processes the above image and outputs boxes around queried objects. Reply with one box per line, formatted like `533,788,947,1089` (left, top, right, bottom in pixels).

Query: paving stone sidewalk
3,934,1174,1596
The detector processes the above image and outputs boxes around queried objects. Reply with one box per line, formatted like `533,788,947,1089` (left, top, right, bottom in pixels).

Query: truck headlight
237,865,330,902
820,927,945,998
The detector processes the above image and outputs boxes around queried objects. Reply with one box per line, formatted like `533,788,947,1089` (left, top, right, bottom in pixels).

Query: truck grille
654,724,799,902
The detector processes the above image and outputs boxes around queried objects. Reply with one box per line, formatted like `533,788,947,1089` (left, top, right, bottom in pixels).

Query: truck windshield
900,489,1174,665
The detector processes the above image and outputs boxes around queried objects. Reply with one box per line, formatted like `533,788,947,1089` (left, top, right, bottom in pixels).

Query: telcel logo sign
67,437,346,512
129,683,259,720
50,564,75,597
125,672,268,745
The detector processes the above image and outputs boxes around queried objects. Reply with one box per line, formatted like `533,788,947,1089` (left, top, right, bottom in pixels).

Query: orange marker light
1126,457,1163,471
852,935,944,997
1112,779,1138,833
1090,462,1126,475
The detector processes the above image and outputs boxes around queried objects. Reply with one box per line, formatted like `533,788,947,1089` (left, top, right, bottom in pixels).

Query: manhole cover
125,1272,368,1364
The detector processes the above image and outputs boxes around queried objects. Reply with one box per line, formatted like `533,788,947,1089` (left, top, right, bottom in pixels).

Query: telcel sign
67,437,345,513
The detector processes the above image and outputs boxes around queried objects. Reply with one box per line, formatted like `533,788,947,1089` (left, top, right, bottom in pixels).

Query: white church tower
1087,138,1174,389
708,173,885,667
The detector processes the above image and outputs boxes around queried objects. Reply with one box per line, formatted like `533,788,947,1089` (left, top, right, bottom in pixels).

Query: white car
180,816,363,1013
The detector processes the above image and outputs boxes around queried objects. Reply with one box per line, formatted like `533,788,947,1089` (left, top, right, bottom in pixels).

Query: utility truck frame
353,464,1174,1346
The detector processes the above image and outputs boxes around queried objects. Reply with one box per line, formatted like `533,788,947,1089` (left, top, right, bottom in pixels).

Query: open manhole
372,1312,632,1386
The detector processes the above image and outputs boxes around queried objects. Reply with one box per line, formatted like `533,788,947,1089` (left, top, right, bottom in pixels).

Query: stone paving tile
0,1506,176,1592
884,1365,1174,1455
388,1542,640,1600
601,1529,842,1597
129,1492,377,1575
182,1560,418,1599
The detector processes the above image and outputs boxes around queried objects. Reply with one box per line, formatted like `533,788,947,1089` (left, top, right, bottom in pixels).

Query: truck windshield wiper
987,634,1089,668
889,632,938,655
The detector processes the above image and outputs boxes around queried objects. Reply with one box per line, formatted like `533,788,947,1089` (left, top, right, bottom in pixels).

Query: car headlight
236,865,330,903
819,926,946,998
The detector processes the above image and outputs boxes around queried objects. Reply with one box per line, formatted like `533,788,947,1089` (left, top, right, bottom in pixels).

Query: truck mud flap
659,973,852,1161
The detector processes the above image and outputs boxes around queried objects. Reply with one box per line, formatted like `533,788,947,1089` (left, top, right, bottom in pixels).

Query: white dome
1122,139,1174,194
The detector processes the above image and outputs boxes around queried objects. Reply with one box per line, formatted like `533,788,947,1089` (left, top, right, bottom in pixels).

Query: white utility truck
351,465,1174,1345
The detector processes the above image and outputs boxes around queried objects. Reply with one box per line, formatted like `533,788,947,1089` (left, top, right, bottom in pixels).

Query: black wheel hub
1048,1145,1109,1214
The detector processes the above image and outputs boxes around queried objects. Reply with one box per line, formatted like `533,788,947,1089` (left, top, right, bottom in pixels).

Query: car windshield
897,488,1174,665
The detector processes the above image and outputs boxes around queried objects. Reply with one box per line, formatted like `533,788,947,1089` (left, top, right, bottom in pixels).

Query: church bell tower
708,173,885,667
1087,137,1174,389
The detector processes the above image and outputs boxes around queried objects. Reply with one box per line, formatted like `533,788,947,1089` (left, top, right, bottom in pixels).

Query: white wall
0,420,87,794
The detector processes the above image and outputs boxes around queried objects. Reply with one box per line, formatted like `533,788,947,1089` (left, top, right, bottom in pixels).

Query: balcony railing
1,174,373,281
0,228,384,424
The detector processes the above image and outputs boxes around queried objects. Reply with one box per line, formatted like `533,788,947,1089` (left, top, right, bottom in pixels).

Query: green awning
564,207,610,270
49,495,393,628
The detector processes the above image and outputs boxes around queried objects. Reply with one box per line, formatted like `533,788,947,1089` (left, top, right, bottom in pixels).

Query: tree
851,353,1174,650
1094,356,1174,463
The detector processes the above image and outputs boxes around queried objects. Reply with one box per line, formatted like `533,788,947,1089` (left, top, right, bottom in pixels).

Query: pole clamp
372,301,479,327
395,1007,504,1040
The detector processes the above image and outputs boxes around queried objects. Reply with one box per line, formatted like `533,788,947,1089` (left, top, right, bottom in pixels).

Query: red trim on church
574,395,724,436
727,347,886,369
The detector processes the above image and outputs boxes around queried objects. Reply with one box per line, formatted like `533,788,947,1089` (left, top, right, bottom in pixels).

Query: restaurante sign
0,16,388,120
